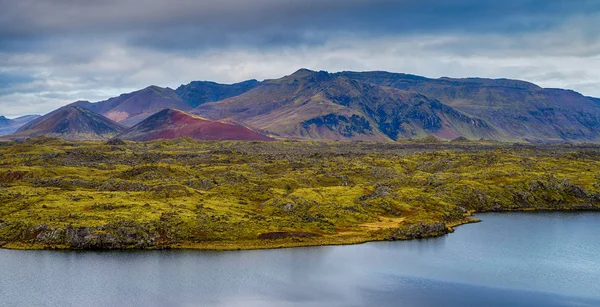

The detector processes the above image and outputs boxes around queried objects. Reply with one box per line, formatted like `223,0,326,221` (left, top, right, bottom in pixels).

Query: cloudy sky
1,0,599,117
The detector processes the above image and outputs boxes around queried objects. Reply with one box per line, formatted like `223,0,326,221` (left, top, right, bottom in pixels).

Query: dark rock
106,138,126,146
451,136,470,143
388,222,448,240
301,114,373,138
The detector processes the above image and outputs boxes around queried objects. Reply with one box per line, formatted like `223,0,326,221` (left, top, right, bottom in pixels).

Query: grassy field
1,137,599,250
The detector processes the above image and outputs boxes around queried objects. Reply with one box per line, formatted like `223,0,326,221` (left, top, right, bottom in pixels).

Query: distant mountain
73,86,192,126
117,109,273,141
192,69,500,141
11,106,125,140
338,71,600,142
0,115,41,136
175,79,260,108
7,69,600,143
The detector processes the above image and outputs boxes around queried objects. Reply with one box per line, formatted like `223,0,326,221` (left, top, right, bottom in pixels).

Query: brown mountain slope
117,109,273,142
338,71,600,142
11,106,125,140
192,69,499,141
73,86,192,126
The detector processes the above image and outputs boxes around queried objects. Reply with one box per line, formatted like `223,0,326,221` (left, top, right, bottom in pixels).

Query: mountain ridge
192,69,501,141
4,69,600,143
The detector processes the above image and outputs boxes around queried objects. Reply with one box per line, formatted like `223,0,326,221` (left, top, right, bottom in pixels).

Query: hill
117,108,273,141
10,106,126,140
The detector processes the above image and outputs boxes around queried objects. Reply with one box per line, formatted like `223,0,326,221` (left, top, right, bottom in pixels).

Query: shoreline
3,209,598,252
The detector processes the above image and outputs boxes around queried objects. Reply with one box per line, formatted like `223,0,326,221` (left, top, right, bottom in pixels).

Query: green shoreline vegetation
1,136,599,250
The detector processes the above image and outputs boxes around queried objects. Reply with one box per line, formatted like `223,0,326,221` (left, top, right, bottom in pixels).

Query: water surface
1,212,600,307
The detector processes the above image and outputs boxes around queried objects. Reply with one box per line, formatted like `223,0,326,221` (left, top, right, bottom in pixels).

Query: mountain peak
141,85,177,97
72,100,91,104
144,85,168,91
293,68,315,74
270,69,332,85
288,68,319,78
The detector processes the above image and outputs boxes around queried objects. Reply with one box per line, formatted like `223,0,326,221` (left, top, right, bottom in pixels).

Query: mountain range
192,69,499,141
1,69,600,143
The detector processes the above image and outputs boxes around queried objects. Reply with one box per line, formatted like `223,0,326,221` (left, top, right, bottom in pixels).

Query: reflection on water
1,212,600,307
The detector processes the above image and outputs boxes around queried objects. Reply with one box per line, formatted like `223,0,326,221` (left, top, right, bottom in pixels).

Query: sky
1,0,600,117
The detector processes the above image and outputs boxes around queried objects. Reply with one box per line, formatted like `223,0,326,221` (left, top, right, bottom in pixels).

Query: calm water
2,212,600,307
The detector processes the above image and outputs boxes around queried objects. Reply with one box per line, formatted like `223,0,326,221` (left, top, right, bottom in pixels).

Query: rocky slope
338,71,600,142
192,69,500,141
10,106,126,140
117,108,273,141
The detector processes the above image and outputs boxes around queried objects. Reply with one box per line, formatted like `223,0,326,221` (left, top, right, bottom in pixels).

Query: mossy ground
1,137,599,250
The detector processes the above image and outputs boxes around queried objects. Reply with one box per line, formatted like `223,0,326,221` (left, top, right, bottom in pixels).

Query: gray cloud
2,0,599,52
0,0,599,117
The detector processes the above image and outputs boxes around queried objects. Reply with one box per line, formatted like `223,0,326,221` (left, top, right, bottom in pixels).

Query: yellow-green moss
0,138,599,250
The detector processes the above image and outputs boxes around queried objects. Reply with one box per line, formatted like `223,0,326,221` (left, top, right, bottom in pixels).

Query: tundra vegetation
0,136,599,250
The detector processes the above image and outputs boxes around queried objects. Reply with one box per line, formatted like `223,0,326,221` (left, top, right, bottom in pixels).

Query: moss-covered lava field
1,137,599,250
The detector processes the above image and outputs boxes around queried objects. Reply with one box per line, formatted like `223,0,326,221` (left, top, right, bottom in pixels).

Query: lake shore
6,210,600,251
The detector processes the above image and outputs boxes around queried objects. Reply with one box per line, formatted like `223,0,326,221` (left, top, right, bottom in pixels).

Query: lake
1,212,600,307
